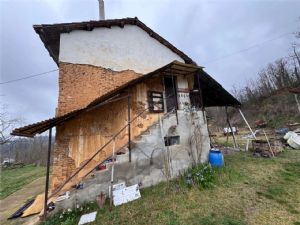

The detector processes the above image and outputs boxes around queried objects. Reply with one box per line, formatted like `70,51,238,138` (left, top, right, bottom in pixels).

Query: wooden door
164,76,178,112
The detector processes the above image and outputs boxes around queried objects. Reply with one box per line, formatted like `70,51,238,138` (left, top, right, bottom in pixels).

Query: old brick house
12,18,240,212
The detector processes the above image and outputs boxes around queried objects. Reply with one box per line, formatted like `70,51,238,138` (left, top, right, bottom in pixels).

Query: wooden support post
127,93,131,162
225,106,238,149
43,128,52,221
225,125,229,147
238,108,257,140
263,129,275,157
171,75,179,125
196,71,206,126
206,125,215,148
109,138,116,211
245,139,250,151
196,71,204,109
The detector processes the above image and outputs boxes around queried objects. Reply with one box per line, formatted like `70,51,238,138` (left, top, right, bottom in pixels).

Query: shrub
181,163,216,189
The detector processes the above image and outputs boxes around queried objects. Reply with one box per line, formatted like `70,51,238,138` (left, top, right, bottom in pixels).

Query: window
189,90,202,109
148,91,164,113
164,136,180,146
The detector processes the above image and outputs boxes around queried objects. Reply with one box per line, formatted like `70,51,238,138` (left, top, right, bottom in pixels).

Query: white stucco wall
59,25,184,74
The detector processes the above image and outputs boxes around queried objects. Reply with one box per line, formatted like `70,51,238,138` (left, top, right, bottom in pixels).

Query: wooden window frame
148,91,164,113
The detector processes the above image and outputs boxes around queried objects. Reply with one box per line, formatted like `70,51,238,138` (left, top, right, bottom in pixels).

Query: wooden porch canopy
11,61,240,137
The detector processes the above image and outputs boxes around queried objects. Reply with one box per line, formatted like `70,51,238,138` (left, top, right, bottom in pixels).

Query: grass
256,160,300,214
0,164,46,199
212,129,251,149
42,150,300,225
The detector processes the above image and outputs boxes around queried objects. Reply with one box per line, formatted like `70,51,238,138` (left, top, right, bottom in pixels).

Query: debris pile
251,139,283,157
255,120,267,128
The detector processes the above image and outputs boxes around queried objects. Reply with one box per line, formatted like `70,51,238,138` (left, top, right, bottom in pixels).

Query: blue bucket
209,149,224,167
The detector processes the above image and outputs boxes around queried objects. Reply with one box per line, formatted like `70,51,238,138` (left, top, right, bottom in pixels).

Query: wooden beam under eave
10,132,34,138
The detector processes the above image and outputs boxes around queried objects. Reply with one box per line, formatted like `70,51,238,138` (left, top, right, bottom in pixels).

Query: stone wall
57,63,141,116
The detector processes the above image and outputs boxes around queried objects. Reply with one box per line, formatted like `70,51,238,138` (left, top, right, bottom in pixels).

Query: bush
181,163,216,189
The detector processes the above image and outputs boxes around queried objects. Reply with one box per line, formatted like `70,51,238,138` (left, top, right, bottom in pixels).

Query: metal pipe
43,128,52,221
98,0,105,20
109,138,115,211
127,92,131,162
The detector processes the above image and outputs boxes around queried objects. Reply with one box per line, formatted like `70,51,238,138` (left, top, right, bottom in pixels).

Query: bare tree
0,105,21,145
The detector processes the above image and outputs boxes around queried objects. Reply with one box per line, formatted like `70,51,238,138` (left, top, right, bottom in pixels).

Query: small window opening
148,91,164,113
164,135,180,146
117,151,125,155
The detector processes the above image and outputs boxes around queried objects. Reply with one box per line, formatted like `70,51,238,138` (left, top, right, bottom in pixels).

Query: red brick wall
51,63,163,192
57,63,141,116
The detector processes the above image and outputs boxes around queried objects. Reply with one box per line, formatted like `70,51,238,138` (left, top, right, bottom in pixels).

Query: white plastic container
287,134,300,149
284,131,294,140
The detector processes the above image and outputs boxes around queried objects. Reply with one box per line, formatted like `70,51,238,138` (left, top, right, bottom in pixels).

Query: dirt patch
0,176,45,225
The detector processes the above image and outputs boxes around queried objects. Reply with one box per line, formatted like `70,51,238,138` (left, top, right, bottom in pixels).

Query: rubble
251,139,283,157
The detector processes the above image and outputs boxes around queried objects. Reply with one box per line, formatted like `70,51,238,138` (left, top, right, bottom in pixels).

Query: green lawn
43,150,300,225
0,165,46,199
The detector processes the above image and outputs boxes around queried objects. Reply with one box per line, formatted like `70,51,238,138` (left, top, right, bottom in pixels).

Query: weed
180,163,216,189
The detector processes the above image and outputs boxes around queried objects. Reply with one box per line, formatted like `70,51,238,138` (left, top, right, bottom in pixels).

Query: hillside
235,91,299,128
207,90,299,130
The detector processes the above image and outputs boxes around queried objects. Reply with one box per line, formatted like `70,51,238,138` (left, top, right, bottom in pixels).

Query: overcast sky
0,0,299,127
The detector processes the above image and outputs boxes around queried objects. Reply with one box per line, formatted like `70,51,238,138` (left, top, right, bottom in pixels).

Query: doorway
164,76,178,112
